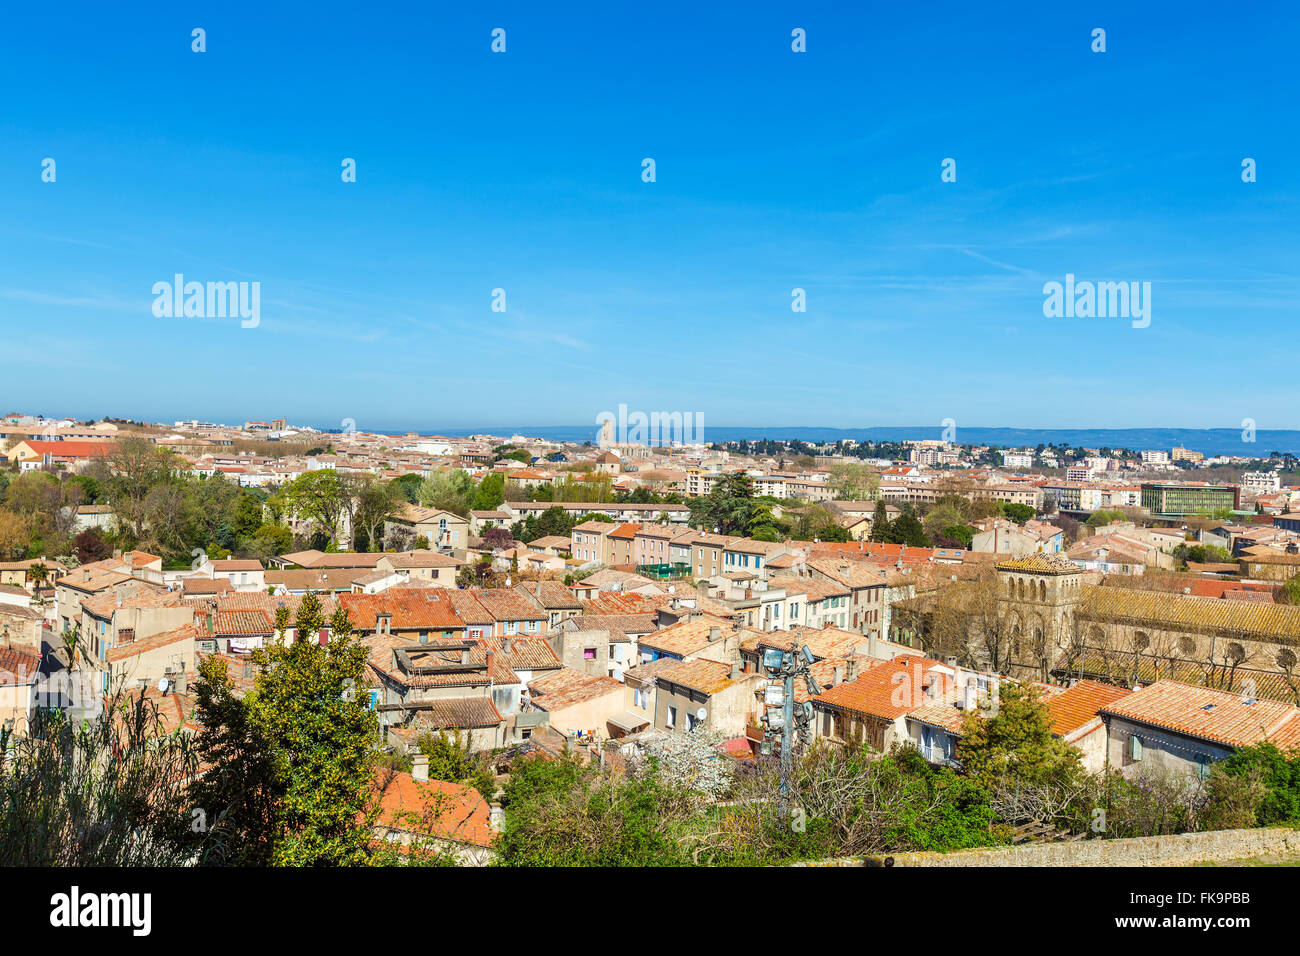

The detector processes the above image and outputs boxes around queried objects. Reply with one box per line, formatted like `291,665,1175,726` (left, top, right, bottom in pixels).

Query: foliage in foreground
0,694,201,866
188,596,381,865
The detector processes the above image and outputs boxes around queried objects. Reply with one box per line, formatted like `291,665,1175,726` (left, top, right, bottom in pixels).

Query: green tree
1212,743,1300,825
279,470,350,549
392,473,423,504
418,469,474,516
886,511,929,547
416,731,495,800
243,603,379,865
471,473,506,511
189,655,283,865
0,693,201,865
352,477,404,551
922,503,965,541
498,753,686,867
99,436,179,545
1001,502,1036,524
869,501,891,542
958,683,1081,792
687,473,758,535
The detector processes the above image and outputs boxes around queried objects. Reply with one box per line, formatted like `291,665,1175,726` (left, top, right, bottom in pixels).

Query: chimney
460,647,470,665
708,626,721,643
486,650,495,679
489,802,505,833
868,633,878,658
729,661,738,680
945,655,958,669
412,753,429,782
832,664,844,686
845,658,858,682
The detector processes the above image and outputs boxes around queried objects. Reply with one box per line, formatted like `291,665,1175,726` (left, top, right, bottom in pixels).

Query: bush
416,730,495,801
497,754,686,866
1214,743,1300,825
0,693,201,865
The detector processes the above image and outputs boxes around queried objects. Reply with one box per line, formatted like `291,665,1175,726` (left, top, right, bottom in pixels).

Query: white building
1243,471,1282,493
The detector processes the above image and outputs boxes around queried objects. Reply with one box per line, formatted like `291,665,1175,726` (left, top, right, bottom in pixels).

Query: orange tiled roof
371,771,495,848
1100,680,1300,748
1045,679,1133,737
656,658,744,696
105,622,203,664
811,656,947,721
341,591,466,631
527,667,623,710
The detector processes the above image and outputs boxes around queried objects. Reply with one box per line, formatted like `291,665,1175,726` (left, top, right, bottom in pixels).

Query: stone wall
794,827,1300,867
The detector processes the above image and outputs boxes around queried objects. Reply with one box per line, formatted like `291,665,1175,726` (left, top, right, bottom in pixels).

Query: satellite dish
696,707,707,721
157,677,170,694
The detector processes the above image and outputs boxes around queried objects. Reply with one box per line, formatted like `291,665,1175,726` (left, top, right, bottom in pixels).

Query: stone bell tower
994,554,1085,678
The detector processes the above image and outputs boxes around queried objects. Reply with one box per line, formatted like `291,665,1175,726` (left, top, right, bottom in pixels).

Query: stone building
894,552,1300,703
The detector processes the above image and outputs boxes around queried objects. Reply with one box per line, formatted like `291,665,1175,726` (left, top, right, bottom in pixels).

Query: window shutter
1130,735,1142,761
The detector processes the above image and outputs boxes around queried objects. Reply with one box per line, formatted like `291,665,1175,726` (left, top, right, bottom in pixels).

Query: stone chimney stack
845,658,859,682
412,753,429,782
708,626,721,643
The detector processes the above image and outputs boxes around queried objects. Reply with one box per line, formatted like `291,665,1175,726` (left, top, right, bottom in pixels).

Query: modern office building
1140,482,1240,516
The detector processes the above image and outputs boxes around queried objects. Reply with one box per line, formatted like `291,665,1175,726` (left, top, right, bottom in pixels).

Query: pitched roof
636,614,752,658
527,667,623,710
211,559,263,572
105,622,203,664
1045,679,1133,737
467,588,547,622
1079,585,1300,643
407,696,504,730
279,550,385,569
994,554,1081,575
0,644,41,684
480,635,562,672
516,581,582,610
266,567,374,591
371,771,495,848
214,608,274,636
340,591,466,631
811,656,947,721
1100,680,1300,748
381,550,465,569
655,658,746,696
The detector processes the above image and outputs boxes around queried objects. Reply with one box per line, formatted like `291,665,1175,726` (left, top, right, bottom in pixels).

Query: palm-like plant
60,625,81,668
26,562,48,590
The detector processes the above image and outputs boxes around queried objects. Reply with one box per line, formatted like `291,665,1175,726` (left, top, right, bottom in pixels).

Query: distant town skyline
3,1,1298,427
9,409,1300,457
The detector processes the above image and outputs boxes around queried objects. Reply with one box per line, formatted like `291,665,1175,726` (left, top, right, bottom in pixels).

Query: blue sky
1,1,1297,432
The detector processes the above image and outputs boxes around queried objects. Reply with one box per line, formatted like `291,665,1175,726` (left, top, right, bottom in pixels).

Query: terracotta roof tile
1100,680,1300,748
